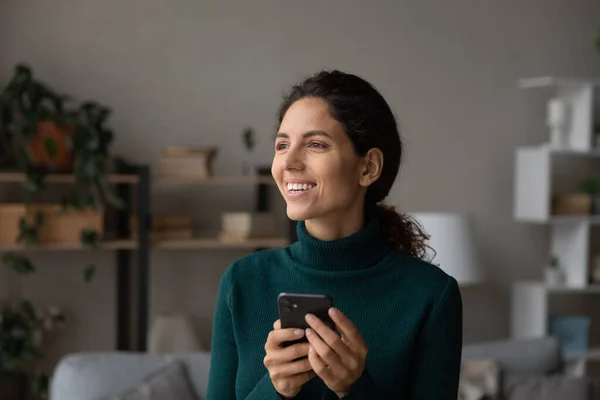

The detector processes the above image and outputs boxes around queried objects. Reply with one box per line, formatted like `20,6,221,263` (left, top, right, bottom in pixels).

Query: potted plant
580,177,600,214
0,63,128,283
241,126,256,176
0,300,64,400
545,255,565,287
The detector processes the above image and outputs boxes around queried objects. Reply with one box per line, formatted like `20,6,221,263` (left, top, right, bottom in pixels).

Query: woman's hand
304,308,368,398
264,319,315,398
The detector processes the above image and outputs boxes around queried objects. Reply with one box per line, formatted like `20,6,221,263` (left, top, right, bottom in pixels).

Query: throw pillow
106,361,199,400
458,359,501,400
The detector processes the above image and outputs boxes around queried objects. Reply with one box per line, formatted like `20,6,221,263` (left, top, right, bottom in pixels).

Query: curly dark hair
277,70,429,259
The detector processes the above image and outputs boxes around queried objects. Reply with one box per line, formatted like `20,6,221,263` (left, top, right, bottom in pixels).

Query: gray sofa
49,337,596,400
50,352,211,400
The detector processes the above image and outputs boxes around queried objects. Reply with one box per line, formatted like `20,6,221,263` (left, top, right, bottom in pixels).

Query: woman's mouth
285,182,316,198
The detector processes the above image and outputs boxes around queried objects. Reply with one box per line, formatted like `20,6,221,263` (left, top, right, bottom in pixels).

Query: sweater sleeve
408,276,463,400
206,265,288,400
324,277,462,400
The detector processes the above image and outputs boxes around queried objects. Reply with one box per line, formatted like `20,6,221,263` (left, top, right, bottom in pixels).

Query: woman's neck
304,207,365,241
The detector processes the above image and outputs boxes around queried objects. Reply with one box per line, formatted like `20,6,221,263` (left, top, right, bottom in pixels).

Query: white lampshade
411,213,483,285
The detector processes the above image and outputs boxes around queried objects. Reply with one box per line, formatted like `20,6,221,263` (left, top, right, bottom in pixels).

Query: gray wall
1,0,600,372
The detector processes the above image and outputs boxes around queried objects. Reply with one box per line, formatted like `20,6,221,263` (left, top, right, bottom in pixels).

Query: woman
207,70,462,399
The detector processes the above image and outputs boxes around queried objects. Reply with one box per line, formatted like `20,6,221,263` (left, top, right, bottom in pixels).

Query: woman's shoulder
387,251,460,294
223,246,291,282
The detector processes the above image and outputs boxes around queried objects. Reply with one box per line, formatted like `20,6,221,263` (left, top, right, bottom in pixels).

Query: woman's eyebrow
274,130,333,140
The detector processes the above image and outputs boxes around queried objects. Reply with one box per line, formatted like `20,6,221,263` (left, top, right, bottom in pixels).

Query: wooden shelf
154,175,276,185
0,239,138,251
153,237,288,250
0,172,139,184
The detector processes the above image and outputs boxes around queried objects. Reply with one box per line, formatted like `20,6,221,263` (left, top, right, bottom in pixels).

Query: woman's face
272,97,368,222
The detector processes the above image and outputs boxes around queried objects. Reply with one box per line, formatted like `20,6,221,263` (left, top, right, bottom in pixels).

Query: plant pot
545,268,565,287
551,194,591,216
27,121,74,170
0,373,28,400
0,203,104,245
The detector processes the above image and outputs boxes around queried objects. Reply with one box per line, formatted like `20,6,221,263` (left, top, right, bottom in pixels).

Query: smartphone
277,292,335,347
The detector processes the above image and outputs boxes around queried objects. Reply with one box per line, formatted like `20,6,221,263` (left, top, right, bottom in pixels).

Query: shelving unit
0,167,151,352
512,76,600,376
0,165,294,352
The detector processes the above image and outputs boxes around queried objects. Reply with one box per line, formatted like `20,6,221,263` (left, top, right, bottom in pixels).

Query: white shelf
518,76,600,89
512,77,600,376
518,76,599,152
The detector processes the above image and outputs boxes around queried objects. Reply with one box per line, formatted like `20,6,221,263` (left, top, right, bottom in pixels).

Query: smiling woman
207,70,463,400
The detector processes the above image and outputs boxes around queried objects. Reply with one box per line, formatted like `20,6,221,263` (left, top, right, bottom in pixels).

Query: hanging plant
0,63,128,282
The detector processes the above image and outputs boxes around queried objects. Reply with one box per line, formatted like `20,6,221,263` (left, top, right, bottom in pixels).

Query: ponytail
373,203,430,260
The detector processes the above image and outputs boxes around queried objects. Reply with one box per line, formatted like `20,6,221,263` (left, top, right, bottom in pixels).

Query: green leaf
242,127,255,151
2,253,36,275
81,229,100,247
43,136,58,159
19,300,37,322
84,264,96,283
30,372,49,398
34,210,44,228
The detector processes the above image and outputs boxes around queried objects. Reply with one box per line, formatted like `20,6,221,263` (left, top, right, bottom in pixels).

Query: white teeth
286,183,315,191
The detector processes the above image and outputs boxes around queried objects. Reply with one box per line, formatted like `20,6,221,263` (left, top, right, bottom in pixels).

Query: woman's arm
206,265,291,400
407,276,463,400
206,266,239,399
329,277,463,400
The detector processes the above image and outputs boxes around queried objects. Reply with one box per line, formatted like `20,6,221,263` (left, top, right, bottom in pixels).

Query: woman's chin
286,206,317,222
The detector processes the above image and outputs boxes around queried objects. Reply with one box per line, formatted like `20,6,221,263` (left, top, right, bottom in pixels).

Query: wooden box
551,194,591,216
0,203,104,244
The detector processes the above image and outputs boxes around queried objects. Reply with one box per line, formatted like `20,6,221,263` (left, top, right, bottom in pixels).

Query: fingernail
305,328,312,336
329,308,338,318
294,329,304,336
309,345,313,352
305,313,315,322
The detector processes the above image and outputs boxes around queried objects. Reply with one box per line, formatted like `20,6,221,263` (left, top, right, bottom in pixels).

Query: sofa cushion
50,352,211,400
503,374,591,400
106,361,198,400
462,337,561,376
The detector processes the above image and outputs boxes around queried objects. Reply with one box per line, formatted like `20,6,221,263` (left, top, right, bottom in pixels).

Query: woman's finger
328,308,367,353
273,319,281,330
308,344,334,381
305,313,353,361
305,327,344,371
266,328,305,350
272,355,313,377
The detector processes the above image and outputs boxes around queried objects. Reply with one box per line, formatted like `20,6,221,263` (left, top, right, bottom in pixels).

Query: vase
547,98,570,149
545,267,565,287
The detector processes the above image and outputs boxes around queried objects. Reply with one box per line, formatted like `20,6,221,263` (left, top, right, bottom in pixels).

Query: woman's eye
275,142,289,150
309,142,327,149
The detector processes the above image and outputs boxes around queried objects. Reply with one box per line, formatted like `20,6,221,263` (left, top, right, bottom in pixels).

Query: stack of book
131,214,193,240
218,212,277,241
156,146,218,179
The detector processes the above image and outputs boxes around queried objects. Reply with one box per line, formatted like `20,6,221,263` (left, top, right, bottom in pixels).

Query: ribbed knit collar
290,217,393,271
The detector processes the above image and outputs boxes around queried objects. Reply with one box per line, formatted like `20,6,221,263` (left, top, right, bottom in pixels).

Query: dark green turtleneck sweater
206,218,463,399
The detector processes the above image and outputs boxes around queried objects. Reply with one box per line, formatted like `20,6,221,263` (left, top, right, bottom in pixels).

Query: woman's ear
359,148,384,187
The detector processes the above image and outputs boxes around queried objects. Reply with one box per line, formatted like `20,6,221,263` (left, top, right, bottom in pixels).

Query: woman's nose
283,147,304,171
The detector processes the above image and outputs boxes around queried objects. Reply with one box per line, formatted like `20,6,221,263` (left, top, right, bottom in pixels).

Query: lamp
411,213,483,285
